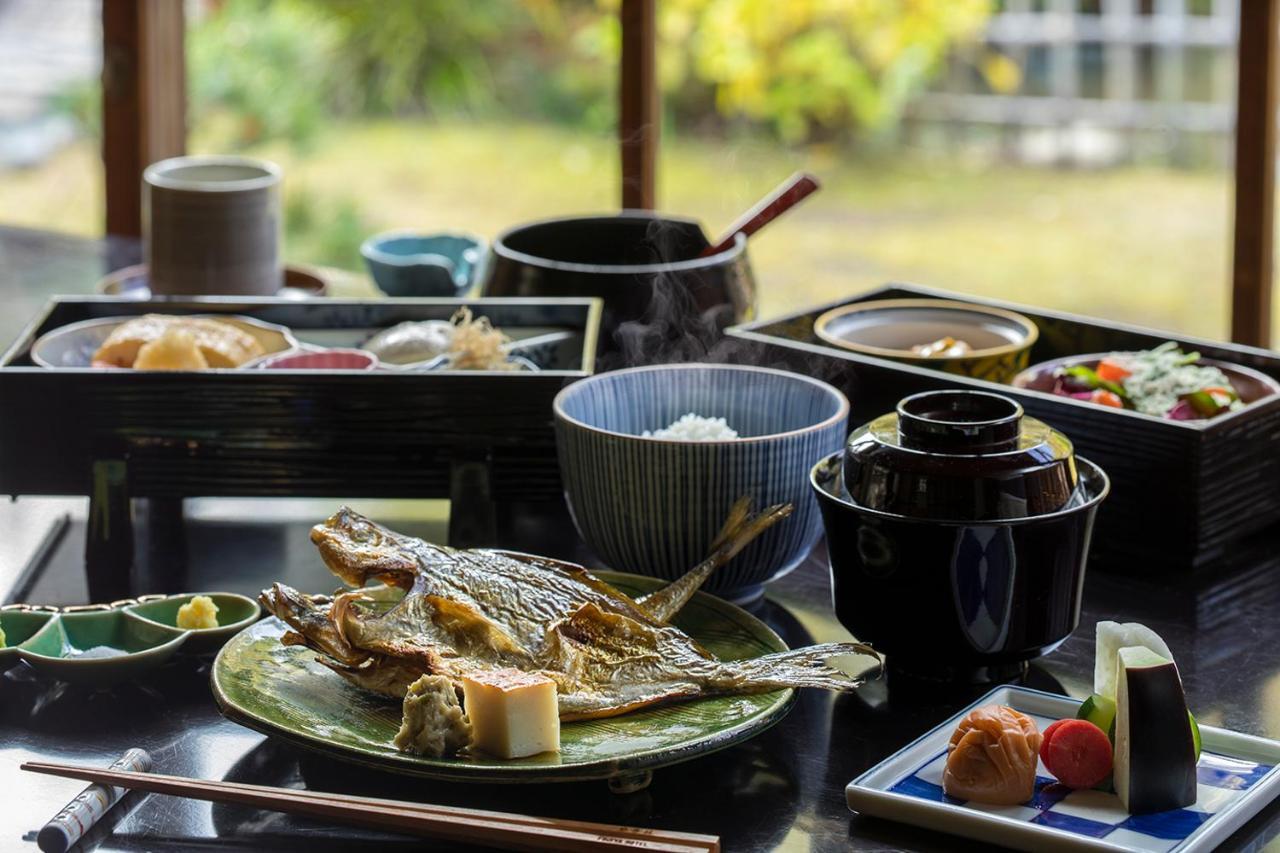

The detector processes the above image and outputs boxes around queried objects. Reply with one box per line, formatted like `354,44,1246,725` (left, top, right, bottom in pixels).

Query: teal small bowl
361,231,485,297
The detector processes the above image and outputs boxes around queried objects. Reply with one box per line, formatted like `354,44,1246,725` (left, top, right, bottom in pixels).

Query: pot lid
843,390,1078,521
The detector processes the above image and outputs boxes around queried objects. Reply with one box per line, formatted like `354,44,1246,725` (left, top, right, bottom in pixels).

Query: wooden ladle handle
700,172,821,258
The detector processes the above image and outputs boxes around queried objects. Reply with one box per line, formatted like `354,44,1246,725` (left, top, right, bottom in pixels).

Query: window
1,0,1275,346
652,0,1241,337
0,0,102,235
185,0,619,275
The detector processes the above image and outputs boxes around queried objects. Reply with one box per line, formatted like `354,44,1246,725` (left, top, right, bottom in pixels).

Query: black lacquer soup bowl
813,389,1110,683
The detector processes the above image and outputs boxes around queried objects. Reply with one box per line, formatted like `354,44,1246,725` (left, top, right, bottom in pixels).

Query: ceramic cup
361,231,485,297
144,155,282,296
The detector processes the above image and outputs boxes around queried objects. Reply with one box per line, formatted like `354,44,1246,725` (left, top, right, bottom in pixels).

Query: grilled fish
261,502,878,721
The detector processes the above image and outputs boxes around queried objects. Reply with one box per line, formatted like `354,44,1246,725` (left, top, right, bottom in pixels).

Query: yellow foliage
637,0,995,140
981,50,1023,95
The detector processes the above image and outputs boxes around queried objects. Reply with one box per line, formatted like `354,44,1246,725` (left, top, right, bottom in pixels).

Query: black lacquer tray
0,296,601,565
727,283,1280,573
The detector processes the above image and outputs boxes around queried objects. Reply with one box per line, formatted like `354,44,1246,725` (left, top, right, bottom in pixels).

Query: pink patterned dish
256,349,379,371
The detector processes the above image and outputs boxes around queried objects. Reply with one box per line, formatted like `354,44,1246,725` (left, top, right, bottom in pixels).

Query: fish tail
716,642,882,692
638,499,794,623
707,495,755,554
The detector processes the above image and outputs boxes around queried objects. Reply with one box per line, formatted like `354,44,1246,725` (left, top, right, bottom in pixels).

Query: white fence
912,0,1240,165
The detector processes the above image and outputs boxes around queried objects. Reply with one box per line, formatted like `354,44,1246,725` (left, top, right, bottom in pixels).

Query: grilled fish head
311,506,420,589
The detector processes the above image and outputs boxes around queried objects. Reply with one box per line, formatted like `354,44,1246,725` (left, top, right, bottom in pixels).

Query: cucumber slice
1076,693,1120,792
1190,710,1201,761
1077,694,1117,736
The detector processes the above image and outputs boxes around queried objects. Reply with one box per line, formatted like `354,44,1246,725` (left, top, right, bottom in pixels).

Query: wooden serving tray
727,283,1280,573
0,296,601,569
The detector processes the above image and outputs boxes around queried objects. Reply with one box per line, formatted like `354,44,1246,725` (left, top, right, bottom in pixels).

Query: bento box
727,283,1280,573
0,296,601,551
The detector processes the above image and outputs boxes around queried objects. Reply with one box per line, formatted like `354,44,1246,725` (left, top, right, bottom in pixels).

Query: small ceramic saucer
16,609,190,686
98,264,328,300
30,314,300,370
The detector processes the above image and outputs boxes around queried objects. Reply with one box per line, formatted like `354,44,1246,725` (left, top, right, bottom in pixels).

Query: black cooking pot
481,212,756,361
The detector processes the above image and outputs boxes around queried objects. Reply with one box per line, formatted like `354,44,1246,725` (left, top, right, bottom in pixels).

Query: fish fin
714,642,882,692
556,686,704,722
421,594,532,662
707,495,754,554
637,499,794,623
317,655,424,699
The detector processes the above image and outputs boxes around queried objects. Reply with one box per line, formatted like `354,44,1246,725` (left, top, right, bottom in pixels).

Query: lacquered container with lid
813,389,1109,683
842,390,1078,521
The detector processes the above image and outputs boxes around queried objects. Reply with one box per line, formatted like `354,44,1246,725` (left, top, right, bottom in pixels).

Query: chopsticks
21,761,720,853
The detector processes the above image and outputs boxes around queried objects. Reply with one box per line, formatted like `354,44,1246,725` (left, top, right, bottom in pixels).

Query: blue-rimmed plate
847,685,1280,852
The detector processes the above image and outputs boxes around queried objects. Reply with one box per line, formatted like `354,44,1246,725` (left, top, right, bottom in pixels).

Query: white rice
642,413,739,441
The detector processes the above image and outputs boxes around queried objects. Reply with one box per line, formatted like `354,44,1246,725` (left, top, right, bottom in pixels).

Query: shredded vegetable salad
1051,342,1243,420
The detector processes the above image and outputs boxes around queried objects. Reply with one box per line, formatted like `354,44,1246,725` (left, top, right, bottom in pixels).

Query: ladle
699,171,820,258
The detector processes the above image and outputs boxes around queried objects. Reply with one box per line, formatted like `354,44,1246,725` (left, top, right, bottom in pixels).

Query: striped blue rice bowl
553,363,850,602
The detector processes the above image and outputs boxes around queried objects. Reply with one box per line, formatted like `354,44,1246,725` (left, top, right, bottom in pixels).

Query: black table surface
2,225,1280,852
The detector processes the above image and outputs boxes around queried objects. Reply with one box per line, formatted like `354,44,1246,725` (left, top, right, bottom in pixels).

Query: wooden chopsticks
21,761,720,852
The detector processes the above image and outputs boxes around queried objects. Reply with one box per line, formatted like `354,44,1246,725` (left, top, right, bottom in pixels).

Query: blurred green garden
6,0,1238,337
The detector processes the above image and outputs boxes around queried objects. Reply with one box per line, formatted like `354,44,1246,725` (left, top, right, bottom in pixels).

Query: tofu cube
461,669,560,759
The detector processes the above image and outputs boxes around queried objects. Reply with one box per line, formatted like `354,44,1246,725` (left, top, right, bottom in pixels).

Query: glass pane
0,0,103,235
657,1,1240,341
185,0,619,281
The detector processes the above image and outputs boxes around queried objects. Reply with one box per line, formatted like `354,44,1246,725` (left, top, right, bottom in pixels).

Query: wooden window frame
619,0,659,210
101,0,1275,346
102,0,186,238
1230,0,1278,347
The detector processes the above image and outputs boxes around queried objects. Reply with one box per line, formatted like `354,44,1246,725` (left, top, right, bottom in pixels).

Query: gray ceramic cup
144,155,282,296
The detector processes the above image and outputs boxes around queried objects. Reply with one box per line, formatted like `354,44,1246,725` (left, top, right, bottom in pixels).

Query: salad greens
1051,342,1243,419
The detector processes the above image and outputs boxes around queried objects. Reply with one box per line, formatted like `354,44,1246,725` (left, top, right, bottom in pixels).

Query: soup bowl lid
842,390,1079,521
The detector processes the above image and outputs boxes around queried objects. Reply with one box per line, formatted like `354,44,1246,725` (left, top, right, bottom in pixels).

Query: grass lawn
2,119,1244,342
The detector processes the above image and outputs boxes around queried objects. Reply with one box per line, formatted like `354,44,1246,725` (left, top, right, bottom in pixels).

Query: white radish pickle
1094,620,1173,699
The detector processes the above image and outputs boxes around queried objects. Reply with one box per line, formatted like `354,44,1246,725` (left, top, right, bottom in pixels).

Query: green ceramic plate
212,572,795,783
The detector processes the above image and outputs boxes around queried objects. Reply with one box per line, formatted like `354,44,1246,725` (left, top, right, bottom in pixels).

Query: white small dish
846,685,1280,852
30,314,299,369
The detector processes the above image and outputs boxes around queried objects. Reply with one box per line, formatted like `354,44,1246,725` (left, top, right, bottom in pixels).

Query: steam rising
605,217,748,369
603,217,846,386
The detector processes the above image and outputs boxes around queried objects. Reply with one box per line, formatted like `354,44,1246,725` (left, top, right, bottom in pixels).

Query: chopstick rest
21,760,720,852
35,748,152,853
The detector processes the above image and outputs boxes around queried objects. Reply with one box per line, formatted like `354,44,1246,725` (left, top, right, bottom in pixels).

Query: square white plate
847,685,1280,852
